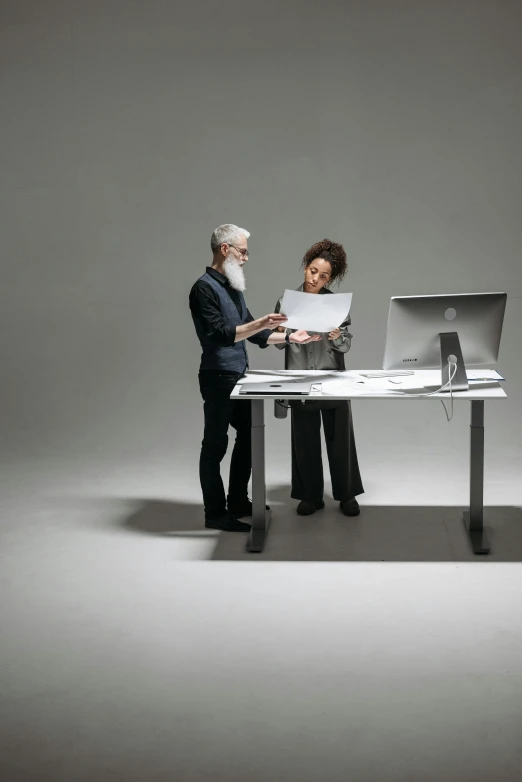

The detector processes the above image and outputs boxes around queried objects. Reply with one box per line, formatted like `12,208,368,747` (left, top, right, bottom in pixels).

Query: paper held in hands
280,290,353,332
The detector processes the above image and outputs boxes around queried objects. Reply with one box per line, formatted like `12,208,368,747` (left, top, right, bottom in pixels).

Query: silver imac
382,292,507,391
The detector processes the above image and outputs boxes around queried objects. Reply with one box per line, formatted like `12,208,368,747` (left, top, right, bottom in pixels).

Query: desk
231,370,507,555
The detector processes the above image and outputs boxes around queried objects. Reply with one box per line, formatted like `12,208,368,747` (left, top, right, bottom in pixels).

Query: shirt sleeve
189,281,236,347
245,308,271,349
330,314,353,353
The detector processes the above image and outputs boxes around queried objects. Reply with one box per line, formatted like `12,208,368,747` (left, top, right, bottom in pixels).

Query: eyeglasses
227,243,249,258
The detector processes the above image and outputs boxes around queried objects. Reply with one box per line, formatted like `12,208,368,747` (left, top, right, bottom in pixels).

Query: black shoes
297,499,325,516
296,498,361,516
227,499,270,518
205,513,251,532
205,498,271,532
340,498,360,517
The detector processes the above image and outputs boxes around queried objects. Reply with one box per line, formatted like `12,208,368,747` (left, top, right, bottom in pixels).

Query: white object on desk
466,369,505,381
234,370,506,399
280,289,352,332
236,373,308,384
245,369,310,378
360,370,415,378
319,376,503,397
239,380,312,395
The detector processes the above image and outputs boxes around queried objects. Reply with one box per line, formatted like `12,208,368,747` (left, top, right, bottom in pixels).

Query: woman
274,239,364,516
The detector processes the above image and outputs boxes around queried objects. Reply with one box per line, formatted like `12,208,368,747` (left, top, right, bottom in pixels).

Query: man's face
222,238,248,292
223,240,249,268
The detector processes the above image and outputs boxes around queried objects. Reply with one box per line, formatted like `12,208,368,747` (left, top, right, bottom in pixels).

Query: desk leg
247,399,271,553
463,400,490,555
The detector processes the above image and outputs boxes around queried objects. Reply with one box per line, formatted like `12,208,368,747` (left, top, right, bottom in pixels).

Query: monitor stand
440,332,469,391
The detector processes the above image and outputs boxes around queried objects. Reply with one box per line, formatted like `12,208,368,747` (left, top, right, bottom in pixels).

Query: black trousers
198,371,251,519
290,400,364,502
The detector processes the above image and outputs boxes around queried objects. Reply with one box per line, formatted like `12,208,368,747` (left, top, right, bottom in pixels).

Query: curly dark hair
301,239,347,286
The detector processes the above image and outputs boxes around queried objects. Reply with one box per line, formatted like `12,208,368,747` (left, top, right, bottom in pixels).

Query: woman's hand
328,327,341,341
290,330,322,345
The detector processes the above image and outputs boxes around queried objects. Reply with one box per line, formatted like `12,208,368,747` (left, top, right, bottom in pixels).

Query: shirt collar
206,266,229,286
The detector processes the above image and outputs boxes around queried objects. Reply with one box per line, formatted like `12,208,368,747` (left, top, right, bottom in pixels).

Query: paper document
466,369,505,381
280,290,353,332
320,379,388,396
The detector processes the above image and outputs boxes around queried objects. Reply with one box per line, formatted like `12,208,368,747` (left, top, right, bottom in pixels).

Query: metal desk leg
247,399,272,553
463,400,490,555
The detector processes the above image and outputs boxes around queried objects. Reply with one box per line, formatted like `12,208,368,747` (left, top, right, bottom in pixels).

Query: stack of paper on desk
280,289,353,332
320,374,501,396
320,379,392,396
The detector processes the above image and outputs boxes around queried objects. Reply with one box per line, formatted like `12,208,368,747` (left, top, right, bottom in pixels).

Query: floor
1,453,522,782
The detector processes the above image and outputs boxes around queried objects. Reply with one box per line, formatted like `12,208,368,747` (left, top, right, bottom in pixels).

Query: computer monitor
382,292,507,391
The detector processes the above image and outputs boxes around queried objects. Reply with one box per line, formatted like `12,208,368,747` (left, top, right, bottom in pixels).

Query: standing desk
231,370,507,555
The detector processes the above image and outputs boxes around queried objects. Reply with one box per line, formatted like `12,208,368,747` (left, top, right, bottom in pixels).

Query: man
189,224,320,532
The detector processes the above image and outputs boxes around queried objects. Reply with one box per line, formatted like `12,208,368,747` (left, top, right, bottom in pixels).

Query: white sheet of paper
280,290,353,332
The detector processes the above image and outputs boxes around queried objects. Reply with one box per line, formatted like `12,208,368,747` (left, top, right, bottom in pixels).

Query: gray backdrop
2,4,522,781
1,0,521,501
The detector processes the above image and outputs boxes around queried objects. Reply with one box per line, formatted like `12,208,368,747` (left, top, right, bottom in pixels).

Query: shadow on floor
120,498,216,537
113,489,522,563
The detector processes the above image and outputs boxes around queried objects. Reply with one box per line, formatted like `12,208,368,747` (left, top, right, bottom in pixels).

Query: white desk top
231,369,507,401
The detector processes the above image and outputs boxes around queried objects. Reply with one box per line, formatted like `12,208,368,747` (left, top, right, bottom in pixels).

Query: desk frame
464,400,489,554
244,395,494,556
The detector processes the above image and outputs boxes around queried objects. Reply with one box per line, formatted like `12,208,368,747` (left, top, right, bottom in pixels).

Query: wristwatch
285,331,291,345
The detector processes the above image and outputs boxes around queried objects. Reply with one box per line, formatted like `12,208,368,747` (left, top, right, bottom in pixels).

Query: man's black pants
198,371,251,520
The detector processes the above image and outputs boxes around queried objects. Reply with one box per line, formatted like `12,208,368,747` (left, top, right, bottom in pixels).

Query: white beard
223,255,246,291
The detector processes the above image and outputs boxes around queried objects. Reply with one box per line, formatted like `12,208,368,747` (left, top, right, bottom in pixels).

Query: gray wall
1,0,521,490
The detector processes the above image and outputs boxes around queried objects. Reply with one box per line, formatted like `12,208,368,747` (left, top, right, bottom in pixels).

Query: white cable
320,363,459,400
386,360,458,423
279,362,460,420
439,360,455,422
387,360,458,398
396,359,456,422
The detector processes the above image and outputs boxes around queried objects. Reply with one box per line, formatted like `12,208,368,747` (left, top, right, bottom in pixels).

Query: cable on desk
274,363,459,421
392,360,457,422
439,360,456,422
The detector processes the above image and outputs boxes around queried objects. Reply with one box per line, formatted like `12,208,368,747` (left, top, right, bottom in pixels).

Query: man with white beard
189,224,320,531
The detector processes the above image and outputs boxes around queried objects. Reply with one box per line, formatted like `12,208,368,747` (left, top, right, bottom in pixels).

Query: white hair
210,224,250,254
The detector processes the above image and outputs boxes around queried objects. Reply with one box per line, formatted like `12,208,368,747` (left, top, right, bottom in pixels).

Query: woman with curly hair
274,239,364,517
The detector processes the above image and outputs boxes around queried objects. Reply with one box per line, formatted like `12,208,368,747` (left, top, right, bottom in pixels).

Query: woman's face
304,257,332,293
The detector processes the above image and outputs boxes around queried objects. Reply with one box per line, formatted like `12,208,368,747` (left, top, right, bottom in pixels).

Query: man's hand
235,313,289,343
328,327,341,341
261,313,288,330
290,329,322,345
